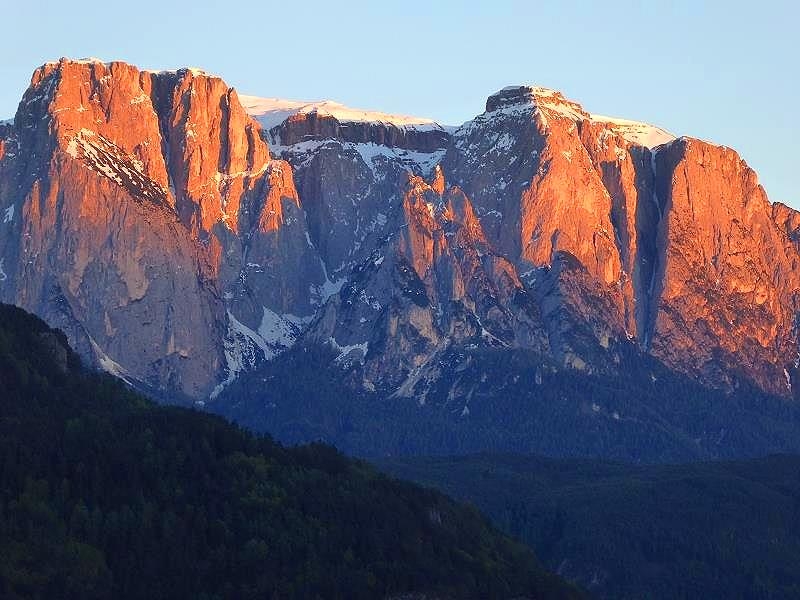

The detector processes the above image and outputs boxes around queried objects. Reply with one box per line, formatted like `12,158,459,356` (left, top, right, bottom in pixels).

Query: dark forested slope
215,344,800,463
0,304,580,600
378,453,800,599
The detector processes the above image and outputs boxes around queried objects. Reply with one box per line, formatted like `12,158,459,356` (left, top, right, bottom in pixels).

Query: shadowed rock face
1,63,798,401
305,168,549,397
271,111,450,152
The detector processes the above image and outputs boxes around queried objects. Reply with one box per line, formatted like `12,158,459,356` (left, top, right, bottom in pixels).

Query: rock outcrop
306,167,548,397
649,139,800,396
0,59,323,397
443,85,800,395
272,110,450,153
1,61,798,403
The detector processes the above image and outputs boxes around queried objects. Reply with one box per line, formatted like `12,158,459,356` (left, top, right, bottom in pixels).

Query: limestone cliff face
1,61,798,402
306,167,548,397
0,59,322,397
443,87,635,367
444,85,800,392
271,110,450,152
773,202,800,242
649,139,800,396
0,60,221,397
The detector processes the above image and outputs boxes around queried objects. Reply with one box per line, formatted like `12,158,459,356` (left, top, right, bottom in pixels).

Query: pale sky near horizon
1,0,796,206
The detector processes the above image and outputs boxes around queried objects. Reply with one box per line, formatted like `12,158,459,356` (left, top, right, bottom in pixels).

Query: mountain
1,58,799,459
0,58,325,400
0,302,582,599
377,453,800,599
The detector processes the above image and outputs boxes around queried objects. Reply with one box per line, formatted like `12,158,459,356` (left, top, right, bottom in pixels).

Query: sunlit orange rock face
649,139,800,396
1,64,798,401
444,85,800,394
444,87,641,366
0,59,321,397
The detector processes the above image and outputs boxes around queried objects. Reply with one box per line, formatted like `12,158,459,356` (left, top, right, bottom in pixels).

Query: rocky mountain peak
485,85,588,120
1,58,797,406
15,57,278,235
483,85,674,149
0,58,330,398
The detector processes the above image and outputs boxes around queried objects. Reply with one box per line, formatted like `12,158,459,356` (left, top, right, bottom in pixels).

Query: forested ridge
217,344,800,462
379,453,800,599
0,304,581,600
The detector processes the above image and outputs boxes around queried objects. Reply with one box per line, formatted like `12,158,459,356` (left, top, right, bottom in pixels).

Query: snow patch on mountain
328,337,369,365
64,129,169,204
211,309,311,399
45,57,110,67
311,257,347,305
486,86,587,121
240,95,446,133
353,143,445,178
481,85,676,149
258,307,310,350
144,66,219,79
591,114,676,148
274,139,445,178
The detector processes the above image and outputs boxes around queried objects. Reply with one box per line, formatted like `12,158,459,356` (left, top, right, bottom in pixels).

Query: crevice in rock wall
218,91,231,174
630,147,662,349
642,143,676,351
529,256,566,365
149,72,178,208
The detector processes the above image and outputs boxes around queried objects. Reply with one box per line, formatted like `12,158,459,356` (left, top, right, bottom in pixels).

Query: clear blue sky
1,0,796,206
